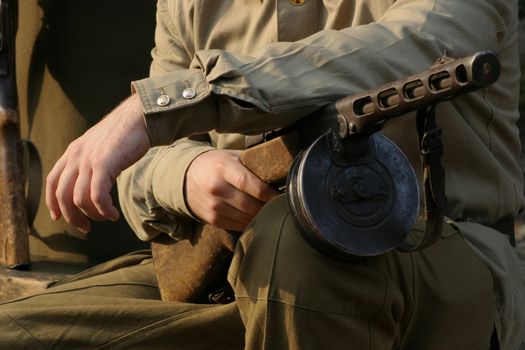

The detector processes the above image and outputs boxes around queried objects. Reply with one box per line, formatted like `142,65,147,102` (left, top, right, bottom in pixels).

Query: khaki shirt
119,0,523,240
117,1,525,346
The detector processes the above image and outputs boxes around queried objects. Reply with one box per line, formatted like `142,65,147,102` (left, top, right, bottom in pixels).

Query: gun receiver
0,0,31,268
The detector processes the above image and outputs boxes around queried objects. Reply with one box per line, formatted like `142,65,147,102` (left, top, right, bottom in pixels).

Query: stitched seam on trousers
263,212,289,348
366,272,392,350
0,283,159,305
399,252,417,346
52,252,153,286
2,310,47,350
235,295,371,318
92,307,213,350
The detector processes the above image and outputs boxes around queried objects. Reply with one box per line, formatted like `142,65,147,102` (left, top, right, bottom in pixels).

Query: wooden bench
0,262,87,303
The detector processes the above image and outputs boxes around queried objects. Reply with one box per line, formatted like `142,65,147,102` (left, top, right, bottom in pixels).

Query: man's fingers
201,199,253,231
215,200,254,227
219,182,267,217
224,161,279,203
91,169,120,221
55,164,91,233
45,155,67,220
73,168,107,222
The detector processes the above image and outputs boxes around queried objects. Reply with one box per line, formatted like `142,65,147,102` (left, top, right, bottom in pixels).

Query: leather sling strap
22,139,42,228
399,105,447,251
399,105,516,250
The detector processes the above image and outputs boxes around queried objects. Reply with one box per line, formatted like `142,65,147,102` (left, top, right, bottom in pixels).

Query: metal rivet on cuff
156,94,171,107
182,87,197,100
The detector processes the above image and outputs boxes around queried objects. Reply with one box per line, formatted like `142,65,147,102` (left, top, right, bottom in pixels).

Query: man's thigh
230,194,494,349
0,251,244,350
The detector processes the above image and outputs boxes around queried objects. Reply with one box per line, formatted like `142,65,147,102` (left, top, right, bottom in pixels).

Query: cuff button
156,94,171,107
182,87,197,100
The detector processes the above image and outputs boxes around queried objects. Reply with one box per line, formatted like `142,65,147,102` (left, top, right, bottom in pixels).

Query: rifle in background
0,0,31,269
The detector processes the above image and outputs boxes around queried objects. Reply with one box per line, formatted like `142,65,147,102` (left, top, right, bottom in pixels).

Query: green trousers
0,195,495,349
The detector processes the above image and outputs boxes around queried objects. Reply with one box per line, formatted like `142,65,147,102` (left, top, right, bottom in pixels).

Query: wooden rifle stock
151,51,500,302
0,0,30,269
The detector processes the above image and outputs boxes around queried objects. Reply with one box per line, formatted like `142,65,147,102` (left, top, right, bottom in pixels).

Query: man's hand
46,93,150,233
185,149,280,232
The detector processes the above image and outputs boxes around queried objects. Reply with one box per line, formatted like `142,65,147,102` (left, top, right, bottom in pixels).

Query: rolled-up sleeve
117,138,214,241
132,0,514,146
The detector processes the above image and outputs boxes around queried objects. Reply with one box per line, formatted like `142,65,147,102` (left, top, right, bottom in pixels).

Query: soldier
2,0,525,349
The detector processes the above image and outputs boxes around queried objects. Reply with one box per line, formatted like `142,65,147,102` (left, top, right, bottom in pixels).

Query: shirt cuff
151,141,215,220
132,68,219,146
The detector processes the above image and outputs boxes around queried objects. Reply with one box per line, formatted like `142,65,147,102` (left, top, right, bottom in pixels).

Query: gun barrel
336,51,500,136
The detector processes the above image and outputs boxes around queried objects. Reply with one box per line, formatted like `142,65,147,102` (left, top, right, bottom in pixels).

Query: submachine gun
151,51,501,302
